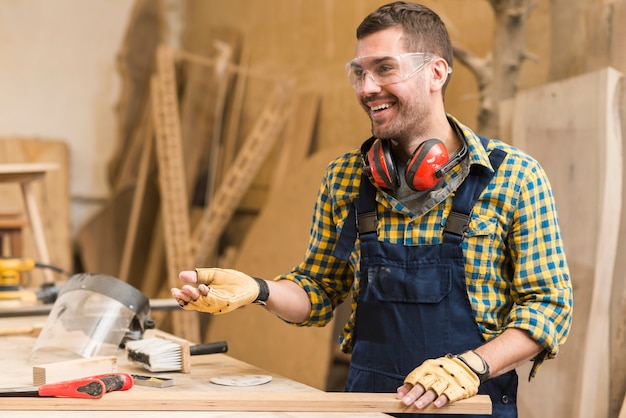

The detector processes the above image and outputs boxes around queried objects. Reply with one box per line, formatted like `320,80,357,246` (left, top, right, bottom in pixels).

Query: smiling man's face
353,26,434,144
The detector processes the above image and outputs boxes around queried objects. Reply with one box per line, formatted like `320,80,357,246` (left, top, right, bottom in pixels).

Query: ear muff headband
405,139,449,191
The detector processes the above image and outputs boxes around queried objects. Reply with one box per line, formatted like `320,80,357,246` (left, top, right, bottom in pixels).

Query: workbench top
0,316,390,417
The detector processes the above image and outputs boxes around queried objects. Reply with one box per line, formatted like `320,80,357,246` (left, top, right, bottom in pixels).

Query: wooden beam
0,392,491,415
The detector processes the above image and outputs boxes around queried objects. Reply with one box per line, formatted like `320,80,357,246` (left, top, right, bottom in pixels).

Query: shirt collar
447,114,494,172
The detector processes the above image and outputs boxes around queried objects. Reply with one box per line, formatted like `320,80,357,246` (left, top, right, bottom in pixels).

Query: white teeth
371,103,392,111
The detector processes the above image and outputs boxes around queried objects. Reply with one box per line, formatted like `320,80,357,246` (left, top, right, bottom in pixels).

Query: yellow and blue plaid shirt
278,116,573,378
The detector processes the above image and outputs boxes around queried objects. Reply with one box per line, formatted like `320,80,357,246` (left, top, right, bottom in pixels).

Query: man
171,2,573,416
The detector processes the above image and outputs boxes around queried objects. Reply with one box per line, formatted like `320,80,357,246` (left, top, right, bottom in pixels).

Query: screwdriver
0,373,134,399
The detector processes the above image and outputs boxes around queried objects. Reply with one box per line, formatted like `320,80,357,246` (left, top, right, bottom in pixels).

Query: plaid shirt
277,115,573,378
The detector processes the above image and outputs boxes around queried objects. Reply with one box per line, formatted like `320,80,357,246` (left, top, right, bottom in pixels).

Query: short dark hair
356,2,453,76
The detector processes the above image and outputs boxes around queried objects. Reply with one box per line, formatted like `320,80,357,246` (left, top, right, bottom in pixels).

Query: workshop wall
0,0,135,237
184,0,550,153
0,0,552,240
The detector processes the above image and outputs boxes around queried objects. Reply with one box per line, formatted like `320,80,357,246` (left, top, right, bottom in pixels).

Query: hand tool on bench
0,373,133,399
126,333,228,372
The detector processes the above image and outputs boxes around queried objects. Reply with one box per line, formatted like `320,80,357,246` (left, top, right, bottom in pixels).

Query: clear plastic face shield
345,52,450,90
30,273,153,365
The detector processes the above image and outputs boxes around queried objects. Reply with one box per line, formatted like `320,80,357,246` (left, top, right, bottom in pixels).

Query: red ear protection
405,139,449,190
363,137,451,191
365,138,400,189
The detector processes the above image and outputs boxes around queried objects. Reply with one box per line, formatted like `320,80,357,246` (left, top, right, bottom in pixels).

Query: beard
368,93,431,143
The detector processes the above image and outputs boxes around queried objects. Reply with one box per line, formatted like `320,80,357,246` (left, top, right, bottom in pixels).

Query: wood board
585,3,626,416
510,68,623,418
0,391,491,414
206,147,348,391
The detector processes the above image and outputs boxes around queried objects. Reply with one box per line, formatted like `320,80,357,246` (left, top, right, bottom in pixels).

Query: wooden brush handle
190,341,228,356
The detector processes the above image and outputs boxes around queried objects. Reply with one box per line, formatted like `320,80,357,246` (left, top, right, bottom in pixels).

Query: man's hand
170,268,266,315
397,353,481,410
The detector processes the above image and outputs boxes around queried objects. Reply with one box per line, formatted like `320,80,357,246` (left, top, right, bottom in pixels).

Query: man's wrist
253,278,270,305
455,350,490,384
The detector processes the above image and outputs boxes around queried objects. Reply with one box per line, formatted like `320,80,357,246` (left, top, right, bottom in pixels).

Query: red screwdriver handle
37,377,106,399
91,373,134,392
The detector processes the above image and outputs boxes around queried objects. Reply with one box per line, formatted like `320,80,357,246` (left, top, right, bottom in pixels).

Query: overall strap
442,136,506,244
332,173,377,261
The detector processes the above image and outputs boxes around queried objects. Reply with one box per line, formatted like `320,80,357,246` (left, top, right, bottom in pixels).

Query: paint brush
126,336,227,373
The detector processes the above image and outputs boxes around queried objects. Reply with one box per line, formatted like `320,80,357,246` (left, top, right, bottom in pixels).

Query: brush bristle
125,337,182,372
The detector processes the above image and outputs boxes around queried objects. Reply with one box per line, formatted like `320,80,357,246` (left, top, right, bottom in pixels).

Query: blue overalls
340,138,518,417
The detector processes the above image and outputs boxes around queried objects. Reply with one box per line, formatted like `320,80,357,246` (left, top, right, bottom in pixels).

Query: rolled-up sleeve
506,162,573,378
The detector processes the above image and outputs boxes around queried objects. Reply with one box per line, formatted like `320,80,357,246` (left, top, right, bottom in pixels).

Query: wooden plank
511,68,622,418
0,391,491,415
585,4,626,416
220,42,250,177
152,46,198,343
118,104,155,282
153,46,193,282
32,356,117,386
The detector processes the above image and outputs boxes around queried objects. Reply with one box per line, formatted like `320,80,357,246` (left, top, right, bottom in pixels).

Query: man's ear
430,58,450,92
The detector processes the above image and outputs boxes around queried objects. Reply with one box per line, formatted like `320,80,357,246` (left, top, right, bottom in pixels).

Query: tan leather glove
404,352,484,402
183,268,269,315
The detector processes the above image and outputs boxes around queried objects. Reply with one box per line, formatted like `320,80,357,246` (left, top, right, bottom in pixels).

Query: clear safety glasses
346,52,442,90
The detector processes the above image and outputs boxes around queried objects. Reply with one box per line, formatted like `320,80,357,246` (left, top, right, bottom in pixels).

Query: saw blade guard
29,273,151,365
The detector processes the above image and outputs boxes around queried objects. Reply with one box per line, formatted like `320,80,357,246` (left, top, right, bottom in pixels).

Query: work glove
183,268,269,315
404,351,488,402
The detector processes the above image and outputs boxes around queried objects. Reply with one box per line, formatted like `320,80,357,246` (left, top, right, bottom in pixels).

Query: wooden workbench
0,315,390,417
0,315,491,416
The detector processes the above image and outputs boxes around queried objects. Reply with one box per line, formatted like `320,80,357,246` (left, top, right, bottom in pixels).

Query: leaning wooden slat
0,392,491,415
152,46,199,342
109,0,166,192
118,102,154,283
152,46,192,285
220,42,251,177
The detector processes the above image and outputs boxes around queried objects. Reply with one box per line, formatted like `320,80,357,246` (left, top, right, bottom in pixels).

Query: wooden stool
0,213,29,257
0,163,58,283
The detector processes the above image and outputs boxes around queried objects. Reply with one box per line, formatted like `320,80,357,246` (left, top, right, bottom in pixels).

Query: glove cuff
453,350,490,384
252,278,270,305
